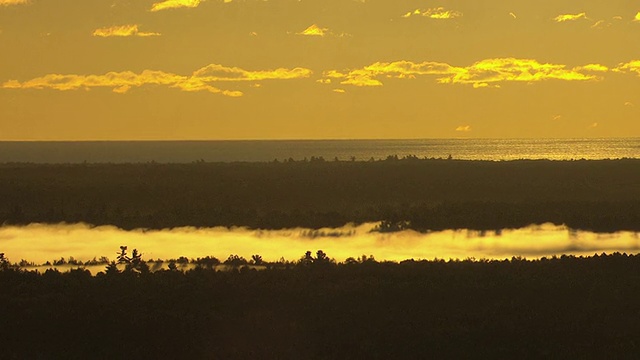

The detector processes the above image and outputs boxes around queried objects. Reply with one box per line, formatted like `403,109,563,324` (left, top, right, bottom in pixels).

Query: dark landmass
2,252,640,359
1,158,638,232
0,157,640,232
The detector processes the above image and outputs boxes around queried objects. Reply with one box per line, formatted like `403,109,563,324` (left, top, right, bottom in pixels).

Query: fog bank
1,223,639,264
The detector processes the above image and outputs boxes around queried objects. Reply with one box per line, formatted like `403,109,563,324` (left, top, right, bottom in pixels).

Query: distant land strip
1,159,638,232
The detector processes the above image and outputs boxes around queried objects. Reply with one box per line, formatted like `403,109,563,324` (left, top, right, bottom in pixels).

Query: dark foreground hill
1,253,640,359
0,158,638,232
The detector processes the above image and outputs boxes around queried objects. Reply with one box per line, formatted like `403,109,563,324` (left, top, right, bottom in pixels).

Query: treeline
0,159,639,232
2,251,640,358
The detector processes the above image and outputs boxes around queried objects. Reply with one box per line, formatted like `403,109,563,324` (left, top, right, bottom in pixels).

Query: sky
1,0,639,140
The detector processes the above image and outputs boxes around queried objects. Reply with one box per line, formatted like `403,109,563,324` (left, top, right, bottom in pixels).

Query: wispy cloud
402,7,462,19
613,60,640,75
92,25,160,38
150,0,204,12
574,64,609,72
634,12,640,22
0,0,28,5
590,20,608,29
322,58,602,88
192,64,312,81
553,13,588,22
295,24,349,38
455,125,471,132
297,24,328,37
2,64,312,97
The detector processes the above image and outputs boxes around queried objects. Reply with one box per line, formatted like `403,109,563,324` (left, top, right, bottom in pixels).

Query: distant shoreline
0,138,637,163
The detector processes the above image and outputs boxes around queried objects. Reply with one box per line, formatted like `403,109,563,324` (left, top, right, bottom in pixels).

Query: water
0,138,637,163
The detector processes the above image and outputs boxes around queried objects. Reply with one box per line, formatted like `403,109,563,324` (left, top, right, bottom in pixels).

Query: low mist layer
2,223,639,264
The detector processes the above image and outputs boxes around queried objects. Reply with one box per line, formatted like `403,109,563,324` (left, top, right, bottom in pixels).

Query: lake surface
2,223,638,266
0,138,638,163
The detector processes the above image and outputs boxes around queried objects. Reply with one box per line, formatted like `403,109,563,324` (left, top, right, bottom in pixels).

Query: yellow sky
1,0,639,140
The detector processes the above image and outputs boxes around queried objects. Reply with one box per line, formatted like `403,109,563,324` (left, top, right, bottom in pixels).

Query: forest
0,158,638,232
2,158,639,358
1,251,640,358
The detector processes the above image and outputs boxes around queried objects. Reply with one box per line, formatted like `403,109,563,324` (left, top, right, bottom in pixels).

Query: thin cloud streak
553,13,588,22
322,58,603,88
92,24,160,37
297,24,328,37
150,0,204,12
402,7,463,19
2,64,312,96
1,223,638,264
0,0,28,5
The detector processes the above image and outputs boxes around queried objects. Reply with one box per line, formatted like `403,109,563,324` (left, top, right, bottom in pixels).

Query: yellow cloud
332,89,346,93
92,25,161,38
455,125,471,132
402,7,462,19
150,0,204,12
590,20,608,29
613,60,640,75
295,24,349,38
2,64,311,97
634,12,640,21
574,64,609,72
0,0,28,5
323,58,600,88
297,24,328,37
192,64,312,82
553,13,588,22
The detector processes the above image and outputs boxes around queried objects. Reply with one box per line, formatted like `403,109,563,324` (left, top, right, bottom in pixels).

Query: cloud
0,0,28,5
613,60,640,75
574,63,609,72
2,64,311,97
92,25,160,37
635,12,640,22
322,58,601,88
332,88,346,93
455,125,471,132
297,24,328,37
590,20,608,29
192,64,312,82
553,13,588,22
295,24,349,38
589,122,599,129
509,12,517,19
402,7,462,19
150,0,204,12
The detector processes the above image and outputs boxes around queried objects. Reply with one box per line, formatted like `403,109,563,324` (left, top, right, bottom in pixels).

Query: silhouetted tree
126,249,149,274
225,254,247,267
251,254,264,266
117,246,130,264
0,253,9,271
104,261,119,275
167,261,178,271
